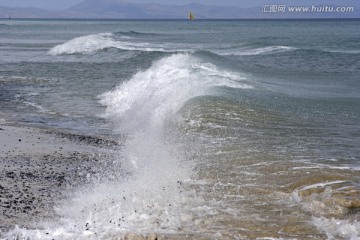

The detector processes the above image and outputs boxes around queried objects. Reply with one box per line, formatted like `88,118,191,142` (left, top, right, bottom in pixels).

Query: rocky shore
0,122,121,233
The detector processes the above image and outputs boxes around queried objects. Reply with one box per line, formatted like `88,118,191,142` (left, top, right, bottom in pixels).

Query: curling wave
100,53,252,132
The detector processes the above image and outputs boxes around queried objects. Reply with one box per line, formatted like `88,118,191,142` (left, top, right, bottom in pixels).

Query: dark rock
5,172,16,178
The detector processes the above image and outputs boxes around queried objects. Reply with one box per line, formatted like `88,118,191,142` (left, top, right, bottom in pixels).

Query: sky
0,0,358,10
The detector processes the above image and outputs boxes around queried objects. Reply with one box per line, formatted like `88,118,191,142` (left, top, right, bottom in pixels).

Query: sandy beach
0,120,121,232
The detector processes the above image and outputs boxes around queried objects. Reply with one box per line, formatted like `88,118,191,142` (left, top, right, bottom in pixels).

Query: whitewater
1,19,360,239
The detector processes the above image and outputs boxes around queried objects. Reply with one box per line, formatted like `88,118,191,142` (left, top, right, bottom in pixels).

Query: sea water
0,19,359,239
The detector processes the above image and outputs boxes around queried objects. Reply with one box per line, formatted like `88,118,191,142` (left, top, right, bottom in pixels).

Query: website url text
262,5,355,13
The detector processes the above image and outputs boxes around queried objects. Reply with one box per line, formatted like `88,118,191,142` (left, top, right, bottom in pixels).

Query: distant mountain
64,1,251,19
0,6,60,18
0,0,359,19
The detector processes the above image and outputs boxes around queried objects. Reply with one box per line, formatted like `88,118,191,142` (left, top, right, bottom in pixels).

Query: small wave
0,76,55,84
23,101,55,115
48,33,178,55
285,48,360,56
114,31,165,38
322,48,360,54
0,76,28,82
48,33,115,55
223,46,296,56
290,180,360,216
288,179,360,239
297,180,347,192
293,163,360,171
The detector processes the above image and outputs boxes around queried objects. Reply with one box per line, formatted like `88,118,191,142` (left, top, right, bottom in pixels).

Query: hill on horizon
0,0,359,19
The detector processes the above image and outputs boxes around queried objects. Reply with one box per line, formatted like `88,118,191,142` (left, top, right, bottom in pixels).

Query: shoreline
1,112,359,238
0,120,121,233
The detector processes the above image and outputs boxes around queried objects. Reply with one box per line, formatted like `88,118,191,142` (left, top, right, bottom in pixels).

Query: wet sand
1,120,359,239
0,121,121,232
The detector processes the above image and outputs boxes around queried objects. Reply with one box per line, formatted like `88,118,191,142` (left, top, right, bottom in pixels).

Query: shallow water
0,19,359,239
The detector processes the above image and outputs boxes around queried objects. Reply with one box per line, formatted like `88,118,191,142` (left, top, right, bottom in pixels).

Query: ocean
0,19,359,239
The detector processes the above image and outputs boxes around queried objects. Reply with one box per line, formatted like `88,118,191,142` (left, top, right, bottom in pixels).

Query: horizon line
1,17,360,20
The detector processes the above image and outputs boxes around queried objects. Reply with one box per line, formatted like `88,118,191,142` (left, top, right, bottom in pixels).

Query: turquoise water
1,19,360,239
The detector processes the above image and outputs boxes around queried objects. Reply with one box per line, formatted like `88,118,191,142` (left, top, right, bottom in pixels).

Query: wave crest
99,53,251,132
48,33,115,55
48,32,178,55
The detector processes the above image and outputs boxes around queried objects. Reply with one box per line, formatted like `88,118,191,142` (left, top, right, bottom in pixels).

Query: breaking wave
4,53,252,239
48,33,171,55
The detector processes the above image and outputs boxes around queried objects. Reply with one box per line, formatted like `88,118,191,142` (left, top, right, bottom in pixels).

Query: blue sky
0,0,358,10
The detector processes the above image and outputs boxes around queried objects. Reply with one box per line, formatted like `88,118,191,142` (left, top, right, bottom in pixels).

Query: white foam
289,185,348,216
48,33,115,55
98,54,251,200
293,164,360,171
297,180,347,191
222,46,296,56
312,217,360,240
99,53,251,133
98,53,250,234
48,33,172,55
23,101,53,114
287,180,360,240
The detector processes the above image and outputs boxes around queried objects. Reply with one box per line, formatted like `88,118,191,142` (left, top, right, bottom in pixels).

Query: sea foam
312,217,360,240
